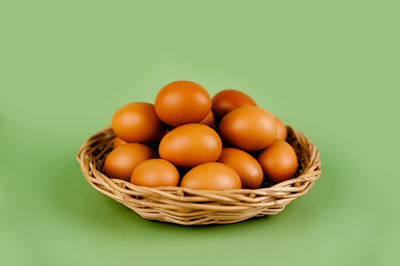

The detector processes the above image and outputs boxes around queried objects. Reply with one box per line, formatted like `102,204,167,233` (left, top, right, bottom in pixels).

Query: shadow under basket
77,126,321,225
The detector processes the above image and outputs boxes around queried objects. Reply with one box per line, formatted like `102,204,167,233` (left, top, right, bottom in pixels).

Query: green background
1,1,399,265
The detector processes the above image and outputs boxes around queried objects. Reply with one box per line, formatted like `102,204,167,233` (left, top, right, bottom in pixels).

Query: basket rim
76,125,321,195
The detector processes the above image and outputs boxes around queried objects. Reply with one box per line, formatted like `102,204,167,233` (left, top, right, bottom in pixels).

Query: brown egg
112,102,166,143
257,139,298,184
181,162,241,190
104,143,155,181
212,89,257,118
154,81,211,127
113,137,127,149
217,148,263,189
219,106,277,151
199,110,214,127
159,124,222,168
130,159,180,187
275,117,287,140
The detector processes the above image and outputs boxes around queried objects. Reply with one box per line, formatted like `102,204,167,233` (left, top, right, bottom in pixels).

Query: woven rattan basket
77,126,321,225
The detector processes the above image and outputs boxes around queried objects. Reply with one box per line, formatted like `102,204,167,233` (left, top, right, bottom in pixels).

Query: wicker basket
77,126,321,225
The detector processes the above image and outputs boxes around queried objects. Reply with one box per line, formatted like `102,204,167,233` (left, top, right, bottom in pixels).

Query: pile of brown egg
103,80,298,190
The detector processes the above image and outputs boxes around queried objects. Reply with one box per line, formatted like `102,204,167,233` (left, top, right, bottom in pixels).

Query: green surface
1,1,399,265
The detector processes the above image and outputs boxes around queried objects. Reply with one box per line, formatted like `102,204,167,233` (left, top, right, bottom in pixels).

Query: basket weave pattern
77,126,321,225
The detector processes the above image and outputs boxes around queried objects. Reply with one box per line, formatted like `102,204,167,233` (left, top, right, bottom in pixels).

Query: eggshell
155,81,211,127
104,143,155,181
199,110,214,127
159,124,222,168
257,139,298,184
113,137,127,149
275,117,287,140
130,159,180,187
112,102,166,143
212,89,257,118
181,162,241,190
217,148,263,189
219,106,277,151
